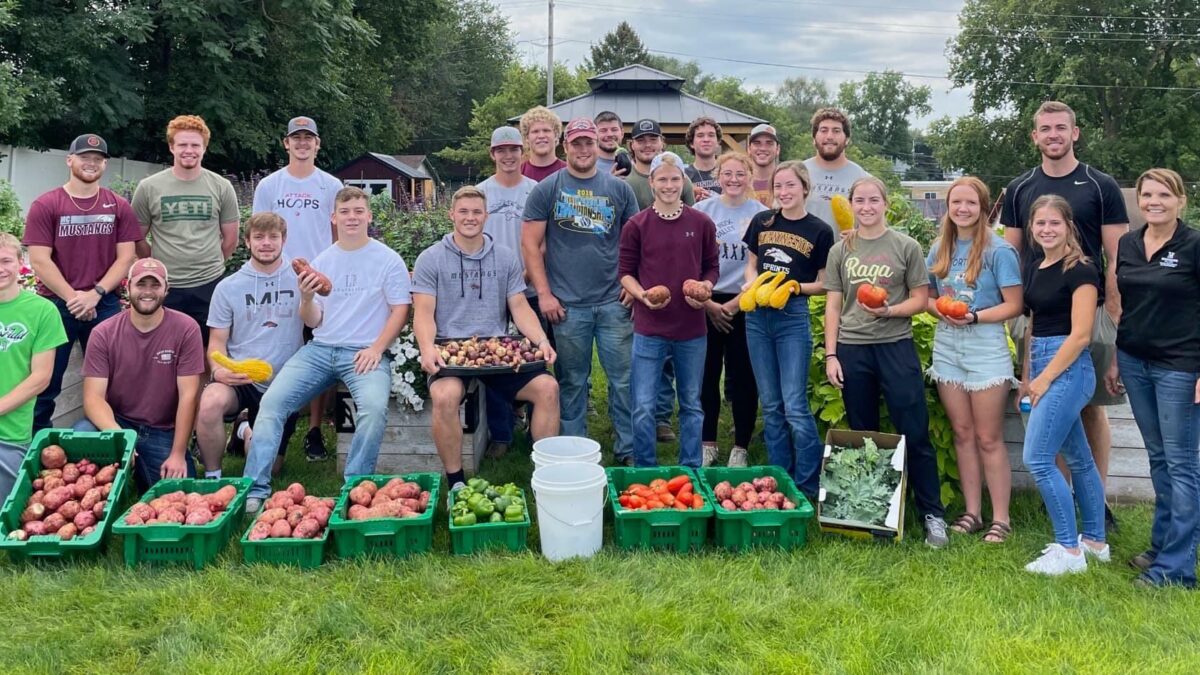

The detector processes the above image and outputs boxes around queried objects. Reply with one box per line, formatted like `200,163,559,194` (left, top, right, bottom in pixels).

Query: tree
645,55,711,94
700,77,804,160
773,76,832,132
584,21,650,74
925,114,1036,193
948,0,1200,180
836,71,931,159
903,134,946,182
437,63,591,175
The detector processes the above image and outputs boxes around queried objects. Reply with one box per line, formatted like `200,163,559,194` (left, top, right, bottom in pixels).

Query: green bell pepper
493,495,512,512
471,498,495,519
485,487,500,500
467,477,489,492
499,484,520,497
504,504,525,523
489,512,503,523
466,493,484,508
453,512,477,526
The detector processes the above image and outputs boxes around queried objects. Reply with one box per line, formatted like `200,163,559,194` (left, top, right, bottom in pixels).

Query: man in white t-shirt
242,187,411,512
803,108,868,231
477,126,539,458
253,116,344,462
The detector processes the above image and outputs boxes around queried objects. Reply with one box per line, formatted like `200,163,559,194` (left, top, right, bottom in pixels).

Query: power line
743,0,1200,23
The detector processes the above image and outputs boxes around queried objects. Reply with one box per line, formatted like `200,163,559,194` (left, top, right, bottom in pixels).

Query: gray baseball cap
490,126,523,148
287,116,319,137
68,134,109,157
749,123,778,142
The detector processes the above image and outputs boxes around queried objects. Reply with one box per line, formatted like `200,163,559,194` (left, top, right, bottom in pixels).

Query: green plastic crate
239,501,332,569
0,429,136,561
698,466,815,551
448,487,530,555
111,477,252,569
606,466,712,552
327,473,440,559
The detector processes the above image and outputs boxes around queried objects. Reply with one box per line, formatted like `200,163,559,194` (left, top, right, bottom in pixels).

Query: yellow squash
210,351,273,383
754,271,787,306
739,271,776,312
768,280,800,308
831,194,855,232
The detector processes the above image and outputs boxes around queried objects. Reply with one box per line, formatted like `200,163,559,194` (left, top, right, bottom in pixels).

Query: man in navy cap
22,134,142,431
624,118,696,210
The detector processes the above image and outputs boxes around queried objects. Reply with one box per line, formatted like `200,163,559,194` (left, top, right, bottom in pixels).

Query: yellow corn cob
739,271,775,312
831,194,855,232
769,280,800,308
754,271,787,306
210,351,273,383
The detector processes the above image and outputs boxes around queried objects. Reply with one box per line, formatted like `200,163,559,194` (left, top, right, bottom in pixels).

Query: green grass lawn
3,366,1199,673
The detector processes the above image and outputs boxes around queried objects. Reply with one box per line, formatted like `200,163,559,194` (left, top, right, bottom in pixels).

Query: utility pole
547,0,555,105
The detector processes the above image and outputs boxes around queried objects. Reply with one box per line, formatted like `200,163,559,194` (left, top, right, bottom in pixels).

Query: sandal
949,512,984,534
982,521,1012,544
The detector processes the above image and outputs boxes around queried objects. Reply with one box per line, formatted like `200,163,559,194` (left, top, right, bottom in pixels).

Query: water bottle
1019,396,1032,413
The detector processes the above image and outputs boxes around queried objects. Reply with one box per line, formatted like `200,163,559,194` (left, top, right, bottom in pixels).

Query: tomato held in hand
936,294,969,319
856,283,888,309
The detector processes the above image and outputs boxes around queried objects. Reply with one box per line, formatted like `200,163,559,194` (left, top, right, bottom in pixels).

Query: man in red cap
76,257,205,491
521,117,640,464
22,133,141,431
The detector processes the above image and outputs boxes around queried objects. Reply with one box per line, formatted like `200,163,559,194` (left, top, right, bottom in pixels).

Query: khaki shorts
1009,308,1126,407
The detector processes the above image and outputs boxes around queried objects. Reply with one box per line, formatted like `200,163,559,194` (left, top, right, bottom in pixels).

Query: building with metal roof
507,64,767,148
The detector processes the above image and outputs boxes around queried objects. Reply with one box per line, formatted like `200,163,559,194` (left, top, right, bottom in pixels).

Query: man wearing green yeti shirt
0,234,67,502
133,114,239,347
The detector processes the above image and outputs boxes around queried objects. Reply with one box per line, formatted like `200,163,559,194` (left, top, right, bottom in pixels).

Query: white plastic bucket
530,461,608,561
531,436,602,471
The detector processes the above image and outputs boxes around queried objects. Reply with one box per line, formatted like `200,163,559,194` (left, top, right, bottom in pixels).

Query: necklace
64,187,101,213
652,204,683,220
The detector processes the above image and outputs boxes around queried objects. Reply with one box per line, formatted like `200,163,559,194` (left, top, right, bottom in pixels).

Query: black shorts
165,276,221,347
232,384,299,456
429,366,551,403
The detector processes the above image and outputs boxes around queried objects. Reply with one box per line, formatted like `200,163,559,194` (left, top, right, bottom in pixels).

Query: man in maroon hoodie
619,152,719,467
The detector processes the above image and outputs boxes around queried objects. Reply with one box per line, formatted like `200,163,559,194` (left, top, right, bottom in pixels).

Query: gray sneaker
726,447,748,468
244,497,264,517
924,515,949,548
701,445,719,467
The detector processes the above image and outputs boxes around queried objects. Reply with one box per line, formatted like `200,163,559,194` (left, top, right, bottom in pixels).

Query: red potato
81,526,95,536
269,519,292,538
58,500,82,521
347,505,368,520
92,502,105,518
148,497,173,513
248,522,272,541
321,498,335,510
185,492,206,506
163,490,187,503
72,475,96,499
713,481,733,501
258,508,287,525
57,523,78,541
731,489,746,505
94,464,117,486
73,511,97,529
80,461,98,477
32,478,44,491
80,488,102,511
358,480,378,496
24,521,48,536
29,490,45,506
43,513,67,531
419,491,431,510
348,486,372,507
644,285,671,304
185,509,213,525
301,496,321,509
62,464,81,484
129,503,155,521
721,499,736,511
20,503,46,524
396,483,420,500
123,513,146,526
682,279,712,302
40,445,67,470
157,509,185,524
100,484,112,498
286,510,305,528
309,507,331,527
42,476,65,492
292,519,321,539
42,487,74,512
286,483,306,503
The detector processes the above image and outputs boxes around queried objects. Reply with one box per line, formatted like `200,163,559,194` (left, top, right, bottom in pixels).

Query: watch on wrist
969,311,979,325
94,284,107,297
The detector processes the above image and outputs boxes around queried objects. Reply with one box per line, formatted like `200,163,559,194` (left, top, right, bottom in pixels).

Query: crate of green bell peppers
448,477,530,555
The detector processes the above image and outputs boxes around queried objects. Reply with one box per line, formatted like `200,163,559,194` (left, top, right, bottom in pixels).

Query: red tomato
856,284,888,309
647,499,665,510
648,479,668,491
691,494,705,509
673,499,690,511
666,475,691,494
618,494,632,508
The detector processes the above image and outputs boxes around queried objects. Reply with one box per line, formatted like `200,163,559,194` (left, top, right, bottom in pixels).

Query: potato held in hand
291,258,332,296
644,285,671,305
681,279,711,302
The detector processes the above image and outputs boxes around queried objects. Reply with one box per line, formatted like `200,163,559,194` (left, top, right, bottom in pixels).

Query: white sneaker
447,481,466,509
727,447,748,468
701,445,719,467
1079,535,1112,562
1025,543,1087,575
244,497,263,516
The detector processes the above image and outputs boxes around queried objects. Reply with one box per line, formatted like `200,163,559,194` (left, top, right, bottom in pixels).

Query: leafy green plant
822,437,901,525
370,193,449,265
0,179,23,237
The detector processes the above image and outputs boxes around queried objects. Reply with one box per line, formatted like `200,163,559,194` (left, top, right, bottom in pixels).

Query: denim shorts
927,322,1016,391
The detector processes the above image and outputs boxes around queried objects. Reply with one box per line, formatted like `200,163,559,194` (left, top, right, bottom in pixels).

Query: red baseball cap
564,118,599,142
129,258,169,285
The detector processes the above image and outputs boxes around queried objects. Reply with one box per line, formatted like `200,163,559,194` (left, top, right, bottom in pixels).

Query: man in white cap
22,133,141,431
477,126,539,458
78,257,205,491
252,115,343,462
522,118,640,464
747,123,781,207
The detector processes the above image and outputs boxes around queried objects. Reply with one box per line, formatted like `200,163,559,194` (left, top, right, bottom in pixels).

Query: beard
568,154,596,173
251,250,281,266
598,139,619,153
69,164,102,184
817,142,846,161
132,295,164,316
1039,139,1073,160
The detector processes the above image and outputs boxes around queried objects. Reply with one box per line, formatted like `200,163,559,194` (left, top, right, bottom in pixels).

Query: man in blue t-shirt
521,118,639,464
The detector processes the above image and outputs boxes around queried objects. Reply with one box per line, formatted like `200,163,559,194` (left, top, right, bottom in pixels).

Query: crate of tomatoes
606,467,712,552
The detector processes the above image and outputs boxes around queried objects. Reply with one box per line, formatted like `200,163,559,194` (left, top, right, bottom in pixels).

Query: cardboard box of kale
818,429,907,543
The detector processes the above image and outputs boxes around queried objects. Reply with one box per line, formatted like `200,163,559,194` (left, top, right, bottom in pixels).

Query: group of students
0,100,1196,587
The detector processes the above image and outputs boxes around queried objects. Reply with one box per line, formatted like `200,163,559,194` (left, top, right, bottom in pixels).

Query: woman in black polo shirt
1105,168,1200,589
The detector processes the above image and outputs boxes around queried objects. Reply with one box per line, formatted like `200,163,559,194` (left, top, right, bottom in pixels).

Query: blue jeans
631,334,705,467
34,294,121,431
553,301,633,461
244,342,392,499
1118,350,1200,587
745,297,822,497
1022,336,1106,548
656,358,675,425
73,416,193,493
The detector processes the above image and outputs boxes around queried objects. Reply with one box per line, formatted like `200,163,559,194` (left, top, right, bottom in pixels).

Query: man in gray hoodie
413,186,559,491
195,212,304,478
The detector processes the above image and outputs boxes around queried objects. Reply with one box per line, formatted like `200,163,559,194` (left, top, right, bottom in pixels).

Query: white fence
0,144,167,215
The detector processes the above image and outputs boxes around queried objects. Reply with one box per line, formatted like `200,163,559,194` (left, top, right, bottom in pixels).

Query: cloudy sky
493,0,972,128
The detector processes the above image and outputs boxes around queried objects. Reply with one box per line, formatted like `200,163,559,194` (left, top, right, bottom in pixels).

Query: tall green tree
925,114,1036,192
948,0,1200,179
584,21,651,74
773,76,833,133
700,77,804,160
836,71,931,159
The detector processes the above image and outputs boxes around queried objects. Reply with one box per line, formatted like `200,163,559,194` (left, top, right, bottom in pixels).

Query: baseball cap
490,126,524,148
749,123,778,142
68,134,109,157
563,118,598,142
129,258,168,285
632,119,662,139
287,116,319,137
649,151,685,176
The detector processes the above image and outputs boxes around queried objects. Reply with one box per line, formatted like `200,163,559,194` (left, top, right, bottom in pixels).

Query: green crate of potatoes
327,473,440,559
698,466,815,551
111,477,252,569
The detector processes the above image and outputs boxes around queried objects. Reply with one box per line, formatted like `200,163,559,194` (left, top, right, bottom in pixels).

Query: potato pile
247,484,333,540
439,336,545,369
6,445,119,542
345,478,431,520
711,476,798,512
122,484,239,526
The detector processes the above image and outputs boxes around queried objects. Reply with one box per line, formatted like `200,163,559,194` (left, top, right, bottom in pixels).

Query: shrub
0,179,23,237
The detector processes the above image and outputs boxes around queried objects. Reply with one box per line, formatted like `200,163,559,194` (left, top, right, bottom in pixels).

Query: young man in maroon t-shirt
619,152,719,468
22,133,141,431
77,258,204,492
518,106,566,182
